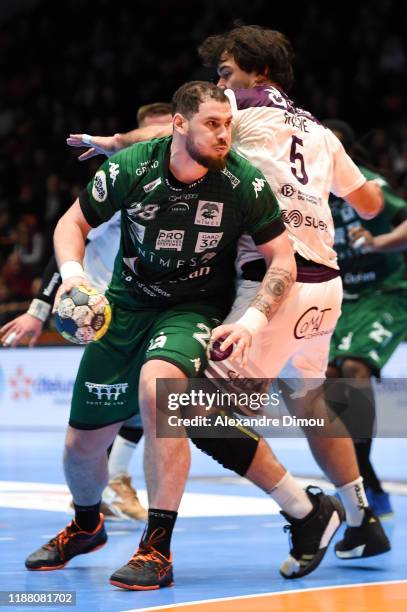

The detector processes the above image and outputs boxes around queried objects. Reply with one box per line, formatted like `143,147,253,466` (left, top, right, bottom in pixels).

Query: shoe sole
281,496,345,579
110,579,173,591
335,539,391,559
26,541,107,571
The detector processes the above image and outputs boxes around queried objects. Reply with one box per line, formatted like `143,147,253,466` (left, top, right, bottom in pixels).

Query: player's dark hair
172,81,228,118
137,102,172,127
198,25,295,92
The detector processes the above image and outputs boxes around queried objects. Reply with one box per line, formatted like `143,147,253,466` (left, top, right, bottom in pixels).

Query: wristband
27,298,51,323
60,260,86,282
82,134,93,146
236,307,268,336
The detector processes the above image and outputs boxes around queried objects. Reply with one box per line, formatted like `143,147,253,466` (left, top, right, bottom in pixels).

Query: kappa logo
108,161,120,186
252,177,266,198
92,170,107,203
143,177,162,193
195,232,223,253
85,382,128,400
156,229,185,251
195,200,224,226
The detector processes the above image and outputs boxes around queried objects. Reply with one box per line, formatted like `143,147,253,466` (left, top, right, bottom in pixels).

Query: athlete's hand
52,276,92,313
210,323,252,366
348,226,375,251
66,134,118,161
0,313,44,347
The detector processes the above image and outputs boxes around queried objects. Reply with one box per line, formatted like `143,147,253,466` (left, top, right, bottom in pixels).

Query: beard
186,135,228,171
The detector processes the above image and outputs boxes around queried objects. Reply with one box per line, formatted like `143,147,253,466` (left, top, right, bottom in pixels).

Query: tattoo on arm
250,267,294,321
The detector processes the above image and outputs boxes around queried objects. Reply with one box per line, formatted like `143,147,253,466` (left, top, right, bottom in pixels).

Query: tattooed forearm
250,267,294,321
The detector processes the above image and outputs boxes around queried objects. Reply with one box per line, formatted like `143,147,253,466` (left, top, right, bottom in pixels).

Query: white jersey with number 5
225,86,365,270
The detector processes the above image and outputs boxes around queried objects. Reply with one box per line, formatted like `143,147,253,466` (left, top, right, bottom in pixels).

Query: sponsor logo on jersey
195,232,223,253
108,161,120,186
143,177,162,193
221,167,240,188
190,358,201,374
136,160,159,176
252,177,266,198
168,193,198,202
85,381,128,401
128,203,159,221
170,266,211,283
169,202,190,214
195,200,224,226
92,170,107,202
281,209,327,231
279,184,322,206
156,229,185,251
294,306,333,339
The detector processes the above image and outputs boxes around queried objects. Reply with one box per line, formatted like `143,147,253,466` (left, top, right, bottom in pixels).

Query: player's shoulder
225,148,267,183
111,136,170,167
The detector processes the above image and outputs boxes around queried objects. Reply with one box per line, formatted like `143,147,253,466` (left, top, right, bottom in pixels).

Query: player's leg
110,303,223,590
25,306,147,571
103,413,147,521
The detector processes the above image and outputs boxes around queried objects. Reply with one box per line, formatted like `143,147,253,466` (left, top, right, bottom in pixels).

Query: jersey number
290,136,309,185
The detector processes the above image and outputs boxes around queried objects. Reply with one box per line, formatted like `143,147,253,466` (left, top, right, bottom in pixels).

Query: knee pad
190,427,259,476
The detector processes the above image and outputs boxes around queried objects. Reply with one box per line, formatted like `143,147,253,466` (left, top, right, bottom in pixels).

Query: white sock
108,435,137,479
336,477,368,527
269,472,313,519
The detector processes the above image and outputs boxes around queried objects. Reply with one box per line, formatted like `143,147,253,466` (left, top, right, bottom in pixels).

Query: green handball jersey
330,166,407,297
79,137,284,310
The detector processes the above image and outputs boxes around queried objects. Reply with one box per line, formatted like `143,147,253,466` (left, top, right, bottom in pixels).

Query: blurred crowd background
0,0,406,325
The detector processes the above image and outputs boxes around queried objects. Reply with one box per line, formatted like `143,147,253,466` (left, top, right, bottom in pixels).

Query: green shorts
330,289,407,374
69,302,223,429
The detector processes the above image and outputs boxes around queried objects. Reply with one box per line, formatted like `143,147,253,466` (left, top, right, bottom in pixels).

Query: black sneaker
110,544,173,590
25,514,107,570
335,506,391,559
280,486,345,579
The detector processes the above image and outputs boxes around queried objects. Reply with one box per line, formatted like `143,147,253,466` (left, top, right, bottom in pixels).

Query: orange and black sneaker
110,544,173,590
25,514,107,571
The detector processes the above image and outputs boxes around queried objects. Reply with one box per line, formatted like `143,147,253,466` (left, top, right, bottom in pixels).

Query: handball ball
55,286,111,345
209,335,233,361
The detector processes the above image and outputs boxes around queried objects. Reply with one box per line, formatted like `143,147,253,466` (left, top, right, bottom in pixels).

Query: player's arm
349,203,407,252
67,123,172,161
328,128,383,220
212,230,296,365
0,255,61,347
53,199,93,309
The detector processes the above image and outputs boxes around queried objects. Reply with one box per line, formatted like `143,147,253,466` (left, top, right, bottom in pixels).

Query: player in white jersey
66,29,389,572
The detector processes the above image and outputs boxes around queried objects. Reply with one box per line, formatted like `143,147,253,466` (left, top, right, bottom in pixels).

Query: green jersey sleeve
79,146,138,227
237,164,284,244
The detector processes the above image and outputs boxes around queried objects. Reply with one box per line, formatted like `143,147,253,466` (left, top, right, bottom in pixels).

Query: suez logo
155,229,185,251
281,209,328,231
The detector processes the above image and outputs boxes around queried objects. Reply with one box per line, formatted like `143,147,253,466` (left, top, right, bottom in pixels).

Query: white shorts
206,276,343,390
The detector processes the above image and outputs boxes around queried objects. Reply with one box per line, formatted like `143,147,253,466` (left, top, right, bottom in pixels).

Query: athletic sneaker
365,488,394,520
25,514,107,570
101,474,148,522
280,486,345,579
110,544,173,590
335,506,391,559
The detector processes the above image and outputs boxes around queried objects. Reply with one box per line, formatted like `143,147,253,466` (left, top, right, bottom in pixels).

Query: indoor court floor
0,431,406,611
